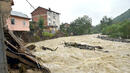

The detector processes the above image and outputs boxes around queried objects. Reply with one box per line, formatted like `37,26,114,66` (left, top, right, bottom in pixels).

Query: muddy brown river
28,34,130,73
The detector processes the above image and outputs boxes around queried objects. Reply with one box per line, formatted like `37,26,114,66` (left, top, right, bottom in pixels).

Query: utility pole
0,0,13,73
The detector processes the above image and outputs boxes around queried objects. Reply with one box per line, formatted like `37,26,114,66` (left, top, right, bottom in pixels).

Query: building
31,7,60,33
60,23,70,31
7,11,30,31
64,23,70,28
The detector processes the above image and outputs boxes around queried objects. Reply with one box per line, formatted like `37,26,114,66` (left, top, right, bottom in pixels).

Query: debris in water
64,42,103,50
97,35,130,43
26,44,36,50
41,46,58,51
104,50,109,53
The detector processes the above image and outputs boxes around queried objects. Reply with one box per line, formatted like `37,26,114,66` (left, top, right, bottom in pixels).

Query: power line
25,0,42,17
25,0,35,10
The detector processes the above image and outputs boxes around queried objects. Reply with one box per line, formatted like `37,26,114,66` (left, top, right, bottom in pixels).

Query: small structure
62,23,70,30
31,7,60,33
7,11,30,31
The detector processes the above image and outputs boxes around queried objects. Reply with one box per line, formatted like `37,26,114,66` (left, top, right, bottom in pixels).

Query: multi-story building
31,7,60,33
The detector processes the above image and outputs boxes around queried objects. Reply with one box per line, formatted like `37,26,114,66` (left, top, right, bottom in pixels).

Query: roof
31,7,60,15
11,11,30,19
47,8,60,14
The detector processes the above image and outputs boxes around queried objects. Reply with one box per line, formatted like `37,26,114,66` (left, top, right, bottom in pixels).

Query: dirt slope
28,34,130,73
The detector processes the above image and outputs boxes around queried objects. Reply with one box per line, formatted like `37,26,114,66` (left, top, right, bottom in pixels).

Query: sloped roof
31,6,60,15
11,11,30,19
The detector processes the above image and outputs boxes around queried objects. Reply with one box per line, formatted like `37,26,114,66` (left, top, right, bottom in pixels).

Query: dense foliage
91,16,113,33
38,17,44,29
42,32,55,38
102,20,130,39
92,14,130,39
60,15,92,35
60,23,69,36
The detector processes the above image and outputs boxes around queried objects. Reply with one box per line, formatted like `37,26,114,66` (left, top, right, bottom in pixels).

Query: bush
42,32,55,38
101,20,130,39
102,24,120,35
109,32,123,38
119,20,130,38
34,36,40,41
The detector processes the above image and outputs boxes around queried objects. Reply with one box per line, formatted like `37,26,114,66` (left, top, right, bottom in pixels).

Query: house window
49,23,51,26
53,21,56,25
53,15,56,19
48,12,51,15
48,18,51,22
11,18,15,25
23,21,26,25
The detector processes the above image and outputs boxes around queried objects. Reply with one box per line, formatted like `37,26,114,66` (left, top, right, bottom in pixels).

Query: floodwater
28,34,130,73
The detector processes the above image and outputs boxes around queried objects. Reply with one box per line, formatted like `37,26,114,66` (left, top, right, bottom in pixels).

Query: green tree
60,23,70,36
100,16,113,30
38,17,44,29
92,16,113,34
100,16,112,25
37,17,44,37
101,20,130,39
119,20,130,38
68,15,92,35
91,24,102,33
102,24,121,38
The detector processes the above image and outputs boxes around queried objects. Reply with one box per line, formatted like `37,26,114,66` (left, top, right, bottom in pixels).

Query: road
28,34,130,73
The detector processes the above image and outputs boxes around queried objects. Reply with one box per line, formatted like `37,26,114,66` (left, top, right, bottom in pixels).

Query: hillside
113,9,130,23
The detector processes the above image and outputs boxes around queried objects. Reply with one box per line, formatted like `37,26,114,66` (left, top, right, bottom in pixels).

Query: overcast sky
12,0,130,26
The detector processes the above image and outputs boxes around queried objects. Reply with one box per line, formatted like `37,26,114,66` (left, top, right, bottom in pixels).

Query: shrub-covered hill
113,9,130,23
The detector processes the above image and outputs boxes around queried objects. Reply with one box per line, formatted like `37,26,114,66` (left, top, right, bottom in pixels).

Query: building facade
7,11,30,31
31,7,60,33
